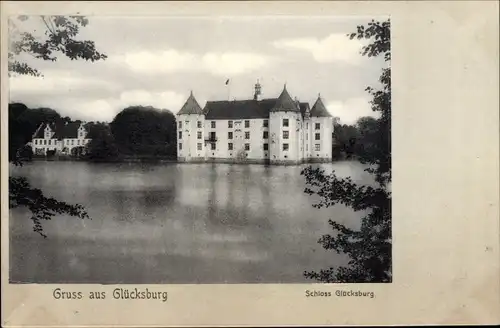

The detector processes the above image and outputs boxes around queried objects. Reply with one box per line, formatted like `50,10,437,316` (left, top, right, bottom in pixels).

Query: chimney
253,79,262,101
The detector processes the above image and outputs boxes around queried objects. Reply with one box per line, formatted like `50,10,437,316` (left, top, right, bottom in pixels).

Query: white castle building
176,82,333,164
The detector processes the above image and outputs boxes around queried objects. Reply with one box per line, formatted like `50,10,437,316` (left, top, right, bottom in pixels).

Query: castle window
283,131,289,139
44,140,47,145
197,143,202,150
245,120,250,128
283,143,289,151
228,132,233,139
306,123,309,129
211,143,216,150
71,140,74,145
179,143,182,150
245,143,250,151
197,121,202,128
245,131,250,139
315,123,320,130
209,131,216,141
178,131,182,140
34,140,37,145
178,121,182,129
197,131,202,139
228,121,233,128
263,143,268,151
228,143,233,150
306,144,308,151
306,133,308,140
263,131,268,139
211,121,216,128
315,144,321,151
263,120,268,128
315,133,321,140
283,119,289,127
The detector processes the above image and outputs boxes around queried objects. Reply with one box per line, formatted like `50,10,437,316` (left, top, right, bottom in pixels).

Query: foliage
110,106,177,158
8,15,107,77
85,123,120,162
8,15,106,237
9,177,90,238
302,18,391,283
332,123,360,160
332,116,379,161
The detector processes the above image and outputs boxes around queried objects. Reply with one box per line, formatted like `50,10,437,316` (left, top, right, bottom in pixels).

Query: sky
9,16,388,124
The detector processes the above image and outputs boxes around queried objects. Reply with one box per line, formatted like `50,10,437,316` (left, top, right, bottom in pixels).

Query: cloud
62,90,185,122
118,90,186,110
272,33,366,64
326,97,379,125
9,70,119,96
10,84,187,122
113,49,272,76
69,89,186,122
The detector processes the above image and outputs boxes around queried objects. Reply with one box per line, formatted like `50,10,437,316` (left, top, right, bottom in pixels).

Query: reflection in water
9,160,372,284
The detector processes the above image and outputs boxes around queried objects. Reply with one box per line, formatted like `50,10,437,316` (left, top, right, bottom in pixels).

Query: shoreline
24,157,351,166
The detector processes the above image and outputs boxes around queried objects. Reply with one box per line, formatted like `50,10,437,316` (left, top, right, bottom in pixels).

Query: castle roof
178,91,203,115
271,84,300,113
204,98,310,120
310,96,332,117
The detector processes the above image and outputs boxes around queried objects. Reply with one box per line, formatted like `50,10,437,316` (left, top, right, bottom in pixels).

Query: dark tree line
302,19,391,283
80,106,178,162
109,106,177,160
333,116,379,160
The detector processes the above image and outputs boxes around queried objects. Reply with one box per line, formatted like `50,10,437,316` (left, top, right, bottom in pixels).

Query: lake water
9,160,373,284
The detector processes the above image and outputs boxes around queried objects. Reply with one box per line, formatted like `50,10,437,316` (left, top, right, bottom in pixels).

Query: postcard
2,1,499,326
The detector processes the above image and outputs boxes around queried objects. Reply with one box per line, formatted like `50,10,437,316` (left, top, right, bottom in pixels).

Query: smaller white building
31,122,92,156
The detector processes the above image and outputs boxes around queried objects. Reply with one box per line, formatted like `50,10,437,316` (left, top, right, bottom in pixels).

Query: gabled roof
178,91,203,115
271,85,300,113
60,122,81,138
32,123,49,138
32,122,88,140
310,96,332,117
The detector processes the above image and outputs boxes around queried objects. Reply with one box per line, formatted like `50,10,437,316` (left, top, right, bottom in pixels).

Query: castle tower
176,91,205,162
309,94,333,162
269,84,302,164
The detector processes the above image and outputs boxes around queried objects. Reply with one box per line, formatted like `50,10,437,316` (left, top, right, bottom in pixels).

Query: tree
302,19,391,283
9,16,107,237
86,123,120,162
333,123,360,159
354,116,379,159
8,15,107,77
110,106,177,158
